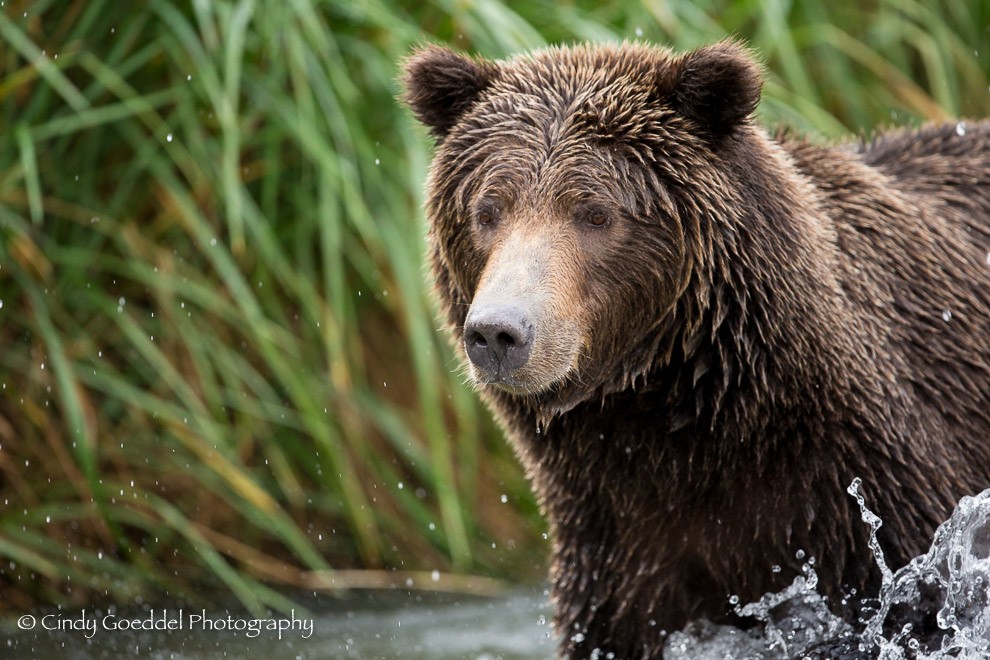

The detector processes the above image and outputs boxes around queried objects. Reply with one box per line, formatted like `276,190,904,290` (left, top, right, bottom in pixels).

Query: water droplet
397,481,404,490
943,309,952,322
956,122,966,136
500,494,508,503
166,133,173,142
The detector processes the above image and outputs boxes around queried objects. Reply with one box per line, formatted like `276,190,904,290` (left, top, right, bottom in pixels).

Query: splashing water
666,565,854,659
664,484,990,659
860,486,990,659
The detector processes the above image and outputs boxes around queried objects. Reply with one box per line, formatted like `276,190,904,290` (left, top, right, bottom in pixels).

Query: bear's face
404,42,761,414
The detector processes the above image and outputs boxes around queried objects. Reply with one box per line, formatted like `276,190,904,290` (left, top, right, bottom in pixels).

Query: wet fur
403,41,990,658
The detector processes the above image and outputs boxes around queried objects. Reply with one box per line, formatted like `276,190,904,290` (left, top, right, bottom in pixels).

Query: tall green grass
0,0,986,614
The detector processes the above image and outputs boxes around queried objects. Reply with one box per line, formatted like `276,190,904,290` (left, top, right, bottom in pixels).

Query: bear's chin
483,378,592,420
468,362,575,399
477,377,558,399
481,381,538,396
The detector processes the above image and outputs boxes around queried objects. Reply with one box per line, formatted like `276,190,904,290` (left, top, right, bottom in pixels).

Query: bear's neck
656,129,863,447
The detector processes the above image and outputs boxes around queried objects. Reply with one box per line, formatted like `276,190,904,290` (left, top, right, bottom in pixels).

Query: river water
3,485,988,659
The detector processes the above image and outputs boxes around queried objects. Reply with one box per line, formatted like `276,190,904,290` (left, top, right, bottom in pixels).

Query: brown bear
402,40,990,659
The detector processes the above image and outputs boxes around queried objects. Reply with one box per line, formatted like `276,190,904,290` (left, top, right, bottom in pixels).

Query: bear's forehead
463,44,682,146
438,44,695,206
493,44,677,107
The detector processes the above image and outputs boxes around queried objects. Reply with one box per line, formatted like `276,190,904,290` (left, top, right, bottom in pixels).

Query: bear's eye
582,209,611,228
474,202,501,227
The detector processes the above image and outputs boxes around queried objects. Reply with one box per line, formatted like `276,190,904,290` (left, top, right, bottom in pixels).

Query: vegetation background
0,0,987,615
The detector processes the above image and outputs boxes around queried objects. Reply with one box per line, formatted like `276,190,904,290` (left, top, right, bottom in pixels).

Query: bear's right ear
401,45,497,139
671,40,763,140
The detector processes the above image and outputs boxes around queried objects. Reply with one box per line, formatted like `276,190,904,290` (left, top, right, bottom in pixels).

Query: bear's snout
461,227,583,395
463,305,534,378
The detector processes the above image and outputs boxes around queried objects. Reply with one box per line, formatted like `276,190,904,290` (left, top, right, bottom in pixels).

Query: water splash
848,475,898,651
664,485,990,659
862,487,990,658
666,562,854,659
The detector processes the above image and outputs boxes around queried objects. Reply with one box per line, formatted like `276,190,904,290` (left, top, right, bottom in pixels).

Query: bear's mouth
467,361,576,396
479,380,543,396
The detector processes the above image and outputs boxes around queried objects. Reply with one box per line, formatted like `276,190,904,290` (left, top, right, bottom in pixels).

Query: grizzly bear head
403,41,763,417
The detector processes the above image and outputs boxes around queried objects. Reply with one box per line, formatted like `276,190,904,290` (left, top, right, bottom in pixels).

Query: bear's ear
672,40,762,139
402,45,497,139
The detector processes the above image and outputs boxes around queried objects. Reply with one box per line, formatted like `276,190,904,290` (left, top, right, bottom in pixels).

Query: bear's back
782,122,990,495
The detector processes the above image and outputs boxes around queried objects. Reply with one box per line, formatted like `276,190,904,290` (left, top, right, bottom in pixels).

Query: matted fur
403,41,990,659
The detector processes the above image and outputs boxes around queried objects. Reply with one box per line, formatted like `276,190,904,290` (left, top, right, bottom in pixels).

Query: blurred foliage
0,0,986,614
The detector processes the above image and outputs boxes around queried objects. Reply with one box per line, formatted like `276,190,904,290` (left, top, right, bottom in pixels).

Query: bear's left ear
402,45,498,140
672,40,762,139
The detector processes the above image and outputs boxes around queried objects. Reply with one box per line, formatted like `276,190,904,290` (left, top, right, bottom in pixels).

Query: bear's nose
463,307,534,376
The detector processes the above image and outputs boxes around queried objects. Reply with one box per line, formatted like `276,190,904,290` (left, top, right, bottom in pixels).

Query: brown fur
402,41,990,659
